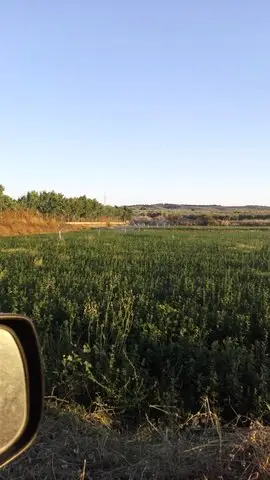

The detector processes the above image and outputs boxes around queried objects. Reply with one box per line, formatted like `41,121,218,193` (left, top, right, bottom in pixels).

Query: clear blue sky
1,1,270,206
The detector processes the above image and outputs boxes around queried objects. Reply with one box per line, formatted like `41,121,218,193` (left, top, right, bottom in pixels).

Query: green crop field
1,228,270,424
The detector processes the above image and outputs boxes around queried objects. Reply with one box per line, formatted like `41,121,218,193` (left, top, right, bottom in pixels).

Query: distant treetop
0,186,132,221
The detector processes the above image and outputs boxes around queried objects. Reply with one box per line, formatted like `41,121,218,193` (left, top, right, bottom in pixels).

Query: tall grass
0,228,270,424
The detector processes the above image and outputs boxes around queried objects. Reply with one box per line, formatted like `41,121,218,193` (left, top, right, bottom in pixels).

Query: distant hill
129,203,270,210
127,203,270,227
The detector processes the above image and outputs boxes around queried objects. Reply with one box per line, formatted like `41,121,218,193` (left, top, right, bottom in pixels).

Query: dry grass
0,211,126,237
66,222,127,227
1,399,269,480
0,210,60,236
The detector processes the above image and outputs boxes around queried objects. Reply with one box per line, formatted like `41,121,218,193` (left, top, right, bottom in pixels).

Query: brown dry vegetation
0,211,126,236
1,399,270,480
0,210,59,236
66,221,127,227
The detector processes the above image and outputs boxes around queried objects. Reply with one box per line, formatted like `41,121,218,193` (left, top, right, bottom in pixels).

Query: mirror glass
0,327,28,454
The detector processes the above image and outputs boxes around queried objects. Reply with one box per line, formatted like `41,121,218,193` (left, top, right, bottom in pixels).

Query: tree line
0,185,132,221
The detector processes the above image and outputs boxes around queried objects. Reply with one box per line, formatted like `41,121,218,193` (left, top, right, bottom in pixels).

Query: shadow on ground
1,404,269,480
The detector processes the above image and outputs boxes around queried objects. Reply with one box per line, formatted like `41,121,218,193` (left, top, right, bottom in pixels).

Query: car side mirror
0,314,44,468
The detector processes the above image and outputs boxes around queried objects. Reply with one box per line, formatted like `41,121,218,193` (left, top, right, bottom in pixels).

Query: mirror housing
0,314,44,468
